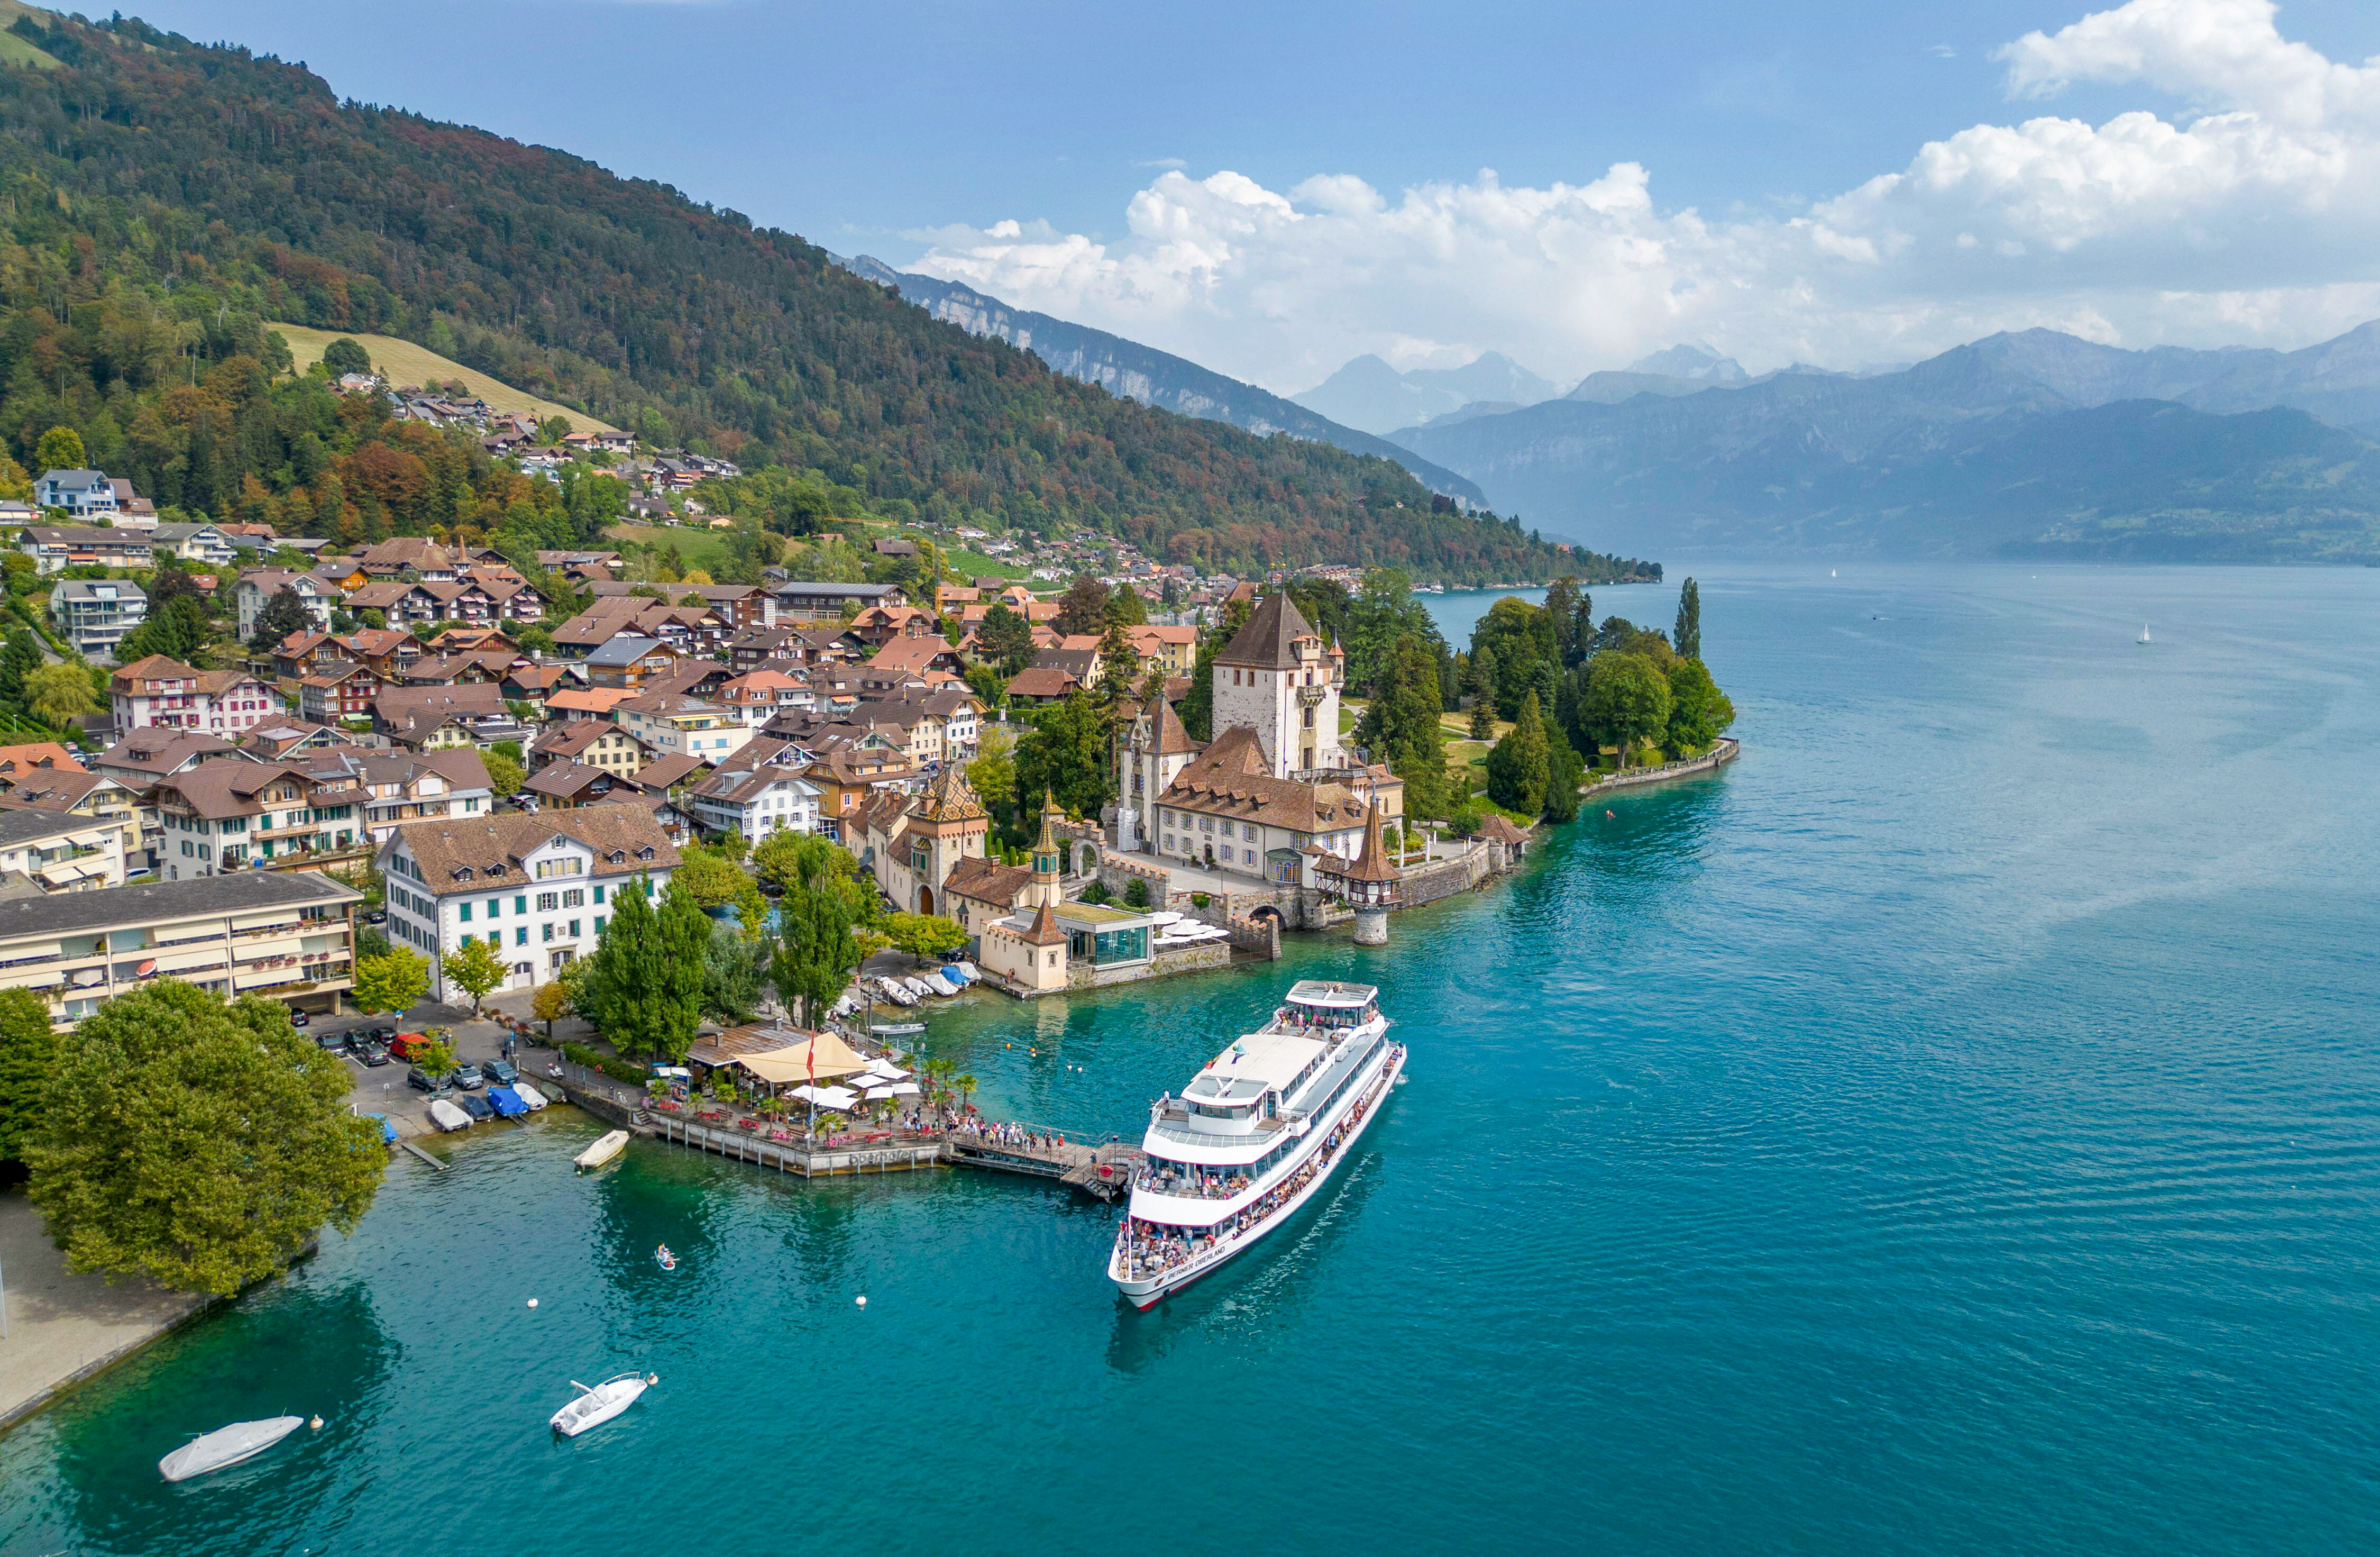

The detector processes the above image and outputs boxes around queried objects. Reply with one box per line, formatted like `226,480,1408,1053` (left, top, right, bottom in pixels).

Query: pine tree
1674,578,1702,661
1467,642,1498,740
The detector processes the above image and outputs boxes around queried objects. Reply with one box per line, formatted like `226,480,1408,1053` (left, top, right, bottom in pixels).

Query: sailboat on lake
2137,624,2153,645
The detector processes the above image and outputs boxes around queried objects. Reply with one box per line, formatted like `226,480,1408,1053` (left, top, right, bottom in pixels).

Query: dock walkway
544,1063,1141,1199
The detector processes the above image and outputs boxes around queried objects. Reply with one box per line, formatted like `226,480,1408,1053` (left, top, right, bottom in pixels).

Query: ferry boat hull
1112,1041,1404,1310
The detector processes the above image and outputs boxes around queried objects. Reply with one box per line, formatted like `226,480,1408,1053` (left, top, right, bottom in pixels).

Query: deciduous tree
884,911,967,961
1665,658,1736,752
24,664,96,729
1581,652,1674,767
1673,578,1702,661
442,935,507,1012
26,982,383,1297
352,947,428,1017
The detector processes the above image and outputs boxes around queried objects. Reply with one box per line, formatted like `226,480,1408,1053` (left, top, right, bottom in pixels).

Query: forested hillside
0,8,1623,584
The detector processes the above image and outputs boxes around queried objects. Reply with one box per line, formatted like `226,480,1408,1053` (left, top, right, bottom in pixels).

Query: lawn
606,523,735,573
269,322,623,433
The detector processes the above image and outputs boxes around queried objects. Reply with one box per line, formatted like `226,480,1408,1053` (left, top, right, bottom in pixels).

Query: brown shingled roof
391,803,678,889
1214,593,1317,671
1156,726,1365,834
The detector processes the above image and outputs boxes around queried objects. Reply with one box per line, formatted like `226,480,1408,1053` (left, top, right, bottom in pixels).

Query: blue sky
133,1,2380,390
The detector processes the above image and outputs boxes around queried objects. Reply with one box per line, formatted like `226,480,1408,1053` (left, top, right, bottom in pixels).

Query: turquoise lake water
5,561,2380,1555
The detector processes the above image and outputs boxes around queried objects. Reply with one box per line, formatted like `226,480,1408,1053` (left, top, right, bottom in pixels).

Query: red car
388,1033,433,1062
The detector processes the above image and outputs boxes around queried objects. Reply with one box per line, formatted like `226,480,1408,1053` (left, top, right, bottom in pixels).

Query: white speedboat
159,1416,304,1481
550,1372,655,1437
427,1099,471,1133
875,978,919,1007
1111,980,1403,1309
513,1081,550,1110
919,971,958,997
901,976,939,1001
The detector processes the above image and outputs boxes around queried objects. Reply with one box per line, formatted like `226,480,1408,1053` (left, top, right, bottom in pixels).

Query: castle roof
1338,802,1398,886
1214,593,1315,670
911,764,987,824
1157,726,1366,834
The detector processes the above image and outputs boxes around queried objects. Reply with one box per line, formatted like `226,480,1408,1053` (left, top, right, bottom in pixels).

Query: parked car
357,1041,391,1068
315,1030,346,1051
365,1024,397,1042
453,1090,496,1123
482,1058,519,1087
364,909,386,925
405,1066,442,1093
389,1034,432,1062
290,1010,312,1028
448,1062,484,1091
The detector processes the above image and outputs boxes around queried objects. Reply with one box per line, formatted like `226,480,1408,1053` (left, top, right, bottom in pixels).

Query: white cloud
908,0,2380,391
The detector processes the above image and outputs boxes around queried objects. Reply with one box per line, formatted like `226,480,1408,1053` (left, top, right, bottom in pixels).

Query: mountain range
1388,326,2380,562
1291,352,1564,435
829,256,1484,504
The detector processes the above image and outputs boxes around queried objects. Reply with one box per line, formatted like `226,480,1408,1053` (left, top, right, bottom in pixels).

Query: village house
19,525,153,574
148,521,241,566
378,805,680,999
372,684,515,751
233,569,338,639
148,760,364,880
582,636,682,690
768,580,903,622
528,718,650,778
111,656,280,735
297,663,382,724
614,690,752,763
683,739,822,839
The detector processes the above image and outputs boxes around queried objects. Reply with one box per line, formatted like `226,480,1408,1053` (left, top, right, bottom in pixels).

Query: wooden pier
652,1115,947,1178
546,1062,1142,1200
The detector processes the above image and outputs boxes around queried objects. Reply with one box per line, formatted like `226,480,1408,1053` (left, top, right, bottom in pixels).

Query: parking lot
313,1003,554,1141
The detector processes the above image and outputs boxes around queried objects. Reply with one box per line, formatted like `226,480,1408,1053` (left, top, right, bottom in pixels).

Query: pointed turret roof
1033,789,1063,855
1150,695,1198,755
1214,593,1316,670
1017,901,1066,945
1343,800,1398,885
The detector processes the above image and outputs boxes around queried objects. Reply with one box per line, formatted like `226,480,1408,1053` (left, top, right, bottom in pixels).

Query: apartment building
49,578,147,657
684,739,822,839
615,690,753,763
0,871,360,1027
19,525,155,574
378,805,680,999
0,806,129,893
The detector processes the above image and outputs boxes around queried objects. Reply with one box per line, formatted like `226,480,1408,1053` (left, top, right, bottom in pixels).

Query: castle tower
1115,694,1202,852
1342,800,1398,946
904,764,989,915
1210,593,1345,780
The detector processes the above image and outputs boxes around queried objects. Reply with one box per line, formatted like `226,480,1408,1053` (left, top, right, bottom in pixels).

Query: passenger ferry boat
1110,979,1404,1308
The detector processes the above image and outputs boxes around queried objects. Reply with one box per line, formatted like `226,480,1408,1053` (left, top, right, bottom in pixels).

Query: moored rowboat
574,1129,628,1171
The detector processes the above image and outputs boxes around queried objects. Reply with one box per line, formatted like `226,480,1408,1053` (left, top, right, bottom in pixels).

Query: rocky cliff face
832,255,1484,504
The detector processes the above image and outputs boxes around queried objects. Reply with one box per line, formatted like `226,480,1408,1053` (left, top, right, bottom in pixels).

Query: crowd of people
957,1116,1073,1154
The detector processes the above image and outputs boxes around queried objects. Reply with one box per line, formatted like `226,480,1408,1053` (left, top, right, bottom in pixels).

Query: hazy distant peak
1293,349,1560,435
1626,342,1747,383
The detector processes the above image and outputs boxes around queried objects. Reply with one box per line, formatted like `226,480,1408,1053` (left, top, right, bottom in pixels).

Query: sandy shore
0,1193,207,1435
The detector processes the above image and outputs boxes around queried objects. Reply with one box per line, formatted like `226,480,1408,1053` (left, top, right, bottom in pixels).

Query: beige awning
65,830,111,849
734,1031,872,1084
36,860,92,886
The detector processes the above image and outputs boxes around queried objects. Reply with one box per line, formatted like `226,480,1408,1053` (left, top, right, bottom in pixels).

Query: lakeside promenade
0,1194,205,1436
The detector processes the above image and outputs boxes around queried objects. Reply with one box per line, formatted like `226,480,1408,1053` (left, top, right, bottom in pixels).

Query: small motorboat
159,1416,305,1481
655,1243,678,1271
875,978,919,1007
902,977,939,1001
574,1129,628,1171
871,1021,926,1037
512,1081,550,1110
918,971,958,997
951,960,981,981
486,1086,529,1119
363,1113,397,1144
427,1099,472,1133
550,1372,656,1438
